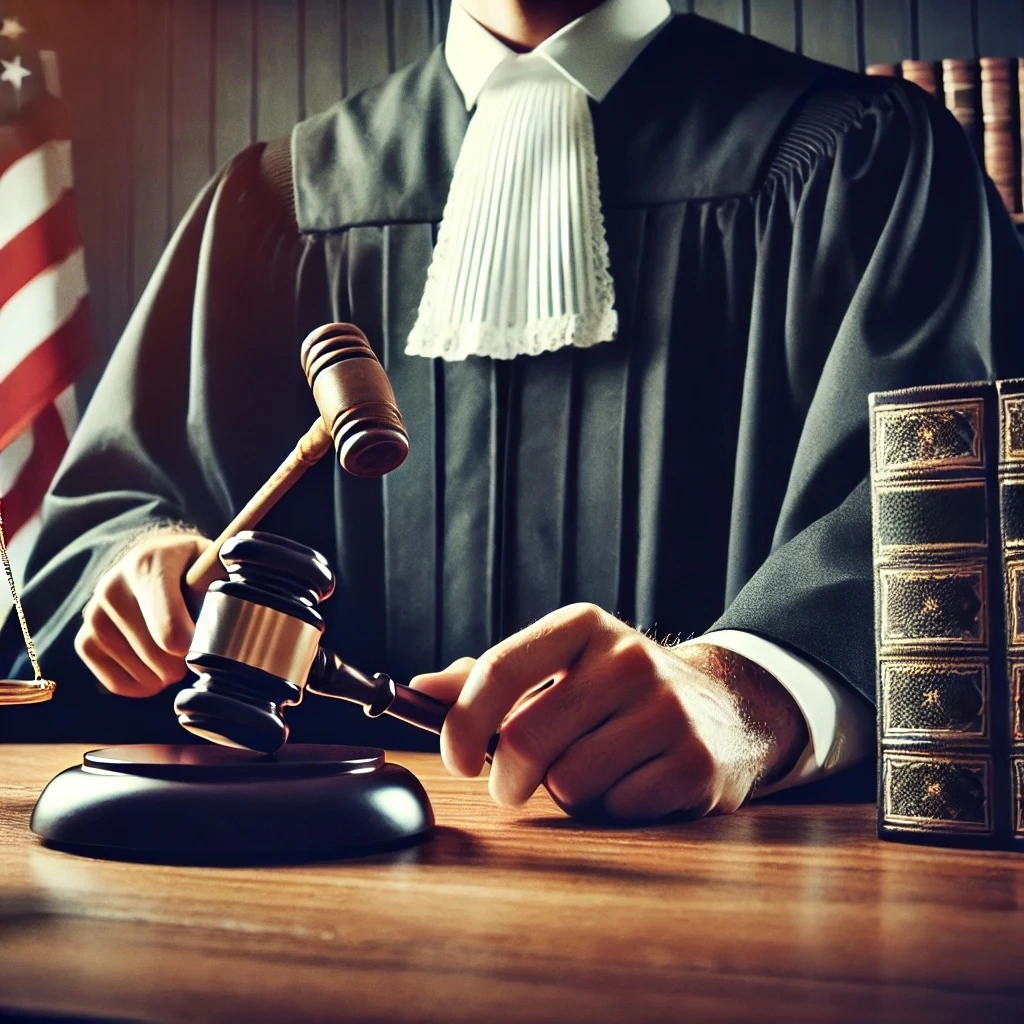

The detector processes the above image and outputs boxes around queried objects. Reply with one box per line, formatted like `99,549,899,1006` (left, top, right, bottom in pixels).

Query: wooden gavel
185,323,409,595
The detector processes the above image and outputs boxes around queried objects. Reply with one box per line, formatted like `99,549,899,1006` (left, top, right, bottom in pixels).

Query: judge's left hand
409,603,807,821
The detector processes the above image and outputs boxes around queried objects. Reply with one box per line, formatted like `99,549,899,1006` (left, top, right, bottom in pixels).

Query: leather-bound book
901,59,940,98
865,63,900,79
870,383,1009,848
997,379,1024,852
980,58,1020,214
942,58,982,160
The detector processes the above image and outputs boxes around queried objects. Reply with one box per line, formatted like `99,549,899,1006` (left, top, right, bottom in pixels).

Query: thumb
408,656,476,705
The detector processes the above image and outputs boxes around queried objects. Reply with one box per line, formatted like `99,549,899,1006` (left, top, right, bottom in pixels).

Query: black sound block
30,744,435,865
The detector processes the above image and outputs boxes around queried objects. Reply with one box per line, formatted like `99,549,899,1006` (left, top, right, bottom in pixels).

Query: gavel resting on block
184,322,410,596
28,321,489,864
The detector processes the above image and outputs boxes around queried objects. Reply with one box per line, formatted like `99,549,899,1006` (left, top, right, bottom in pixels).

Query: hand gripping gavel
174,531,497,756
184,322,409,595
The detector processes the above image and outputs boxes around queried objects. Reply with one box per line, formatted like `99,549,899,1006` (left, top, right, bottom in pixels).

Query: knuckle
74,629,101,663
130,545,159,577
566,602,606,632
474,648,516,690
80,596,100,626
98,574,131,610
126,535,183,576
154,616,192,656
92,566,121,601
611,634,658,682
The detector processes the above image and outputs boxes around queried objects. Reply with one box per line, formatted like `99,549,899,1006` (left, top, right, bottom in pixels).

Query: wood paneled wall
687,0,1024,67
7,0,1024,401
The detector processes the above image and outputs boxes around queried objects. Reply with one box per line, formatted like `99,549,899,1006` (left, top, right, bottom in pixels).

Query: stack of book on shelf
867,58,1024,222
870,381,1024,851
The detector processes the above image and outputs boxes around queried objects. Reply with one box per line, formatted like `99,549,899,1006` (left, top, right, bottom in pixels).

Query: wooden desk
0,745,1021,1024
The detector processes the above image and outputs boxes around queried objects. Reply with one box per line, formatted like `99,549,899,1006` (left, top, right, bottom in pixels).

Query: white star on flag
1,55,31,92
0,17,27,40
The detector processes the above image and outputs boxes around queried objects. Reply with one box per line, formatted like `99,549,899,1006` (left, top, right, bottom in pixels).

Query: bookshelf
869,59,1024,235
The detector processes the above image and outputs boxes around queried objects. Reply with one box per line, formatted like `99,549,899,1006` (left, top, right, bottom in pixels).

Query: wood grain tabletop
0,744,1022,1024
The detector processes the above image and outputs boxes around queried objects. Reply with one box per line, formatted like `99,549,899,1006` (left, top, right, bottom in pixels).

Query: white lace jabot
405,0,672,362
406,59,616,361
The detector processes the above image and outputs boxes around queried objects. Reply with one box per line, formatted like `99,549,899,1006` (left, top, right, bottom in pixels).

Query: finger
125,531,207,641
132,563,197,658
98,579,189,683
603,748,714,822
83,603,170,695
408,657,477,704
75,620,164,697
487,663,632,806
443,603,616,777
541,700,678,813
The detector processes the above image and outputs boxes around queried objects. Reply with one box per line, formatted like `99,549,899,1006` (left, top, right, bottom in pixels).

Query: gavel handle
308,647,500,760
184,418,333,596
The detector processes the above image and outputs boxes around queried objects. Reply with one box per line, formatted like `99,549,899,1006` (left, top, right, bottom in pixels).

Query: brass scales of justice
0,497,56,706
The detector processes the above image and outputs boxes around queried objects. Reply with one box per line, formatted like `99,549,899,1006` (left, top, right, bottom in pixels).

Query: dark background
6,0,1024,403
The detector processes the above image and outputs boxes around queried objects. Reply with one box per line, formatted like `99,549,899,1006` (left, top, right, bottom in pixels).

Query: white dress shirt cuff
679,629,874,797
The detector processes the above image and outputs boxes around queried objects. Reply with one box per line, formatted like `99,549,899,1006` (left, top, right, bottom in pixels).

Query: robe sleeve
711,78,1024,705
0,142,322,739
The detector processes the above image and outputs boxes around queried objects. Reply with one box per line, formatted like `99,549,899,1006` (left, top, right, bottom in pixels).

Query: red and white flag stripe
1,63,91,614
0,384,76,583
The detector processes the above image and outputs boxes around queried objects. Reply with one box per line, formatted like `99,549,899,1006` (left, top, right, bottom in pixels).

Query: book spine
866,63,900,79
901,59,940,99
942,58,982,161
870,383,1005,849
980,57,1020,215
997,380,1024,852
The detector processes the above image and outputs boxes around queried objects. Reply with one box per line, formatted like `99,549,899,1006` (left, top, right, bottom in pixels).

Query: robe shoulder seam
760,77,906,195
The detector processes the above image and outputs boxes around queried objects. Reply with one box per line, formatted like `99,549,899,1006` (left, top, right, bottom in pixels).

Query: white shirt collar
445,0,673,110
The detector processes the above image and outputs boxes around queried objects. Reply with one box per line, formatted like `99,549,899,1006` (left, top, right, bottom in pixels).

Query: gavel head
301,323,410,478
174,532,335,753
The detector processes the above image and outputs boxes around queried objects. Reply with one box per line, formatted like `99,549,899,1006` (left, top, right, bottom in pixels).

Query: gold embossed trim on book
882,753,993,833
878,565,988,647
880,660,989,739
874,399,984,473
1006,563,1024,645
1014,758,1024,838
1012,663,1024,741
999,393,1024,461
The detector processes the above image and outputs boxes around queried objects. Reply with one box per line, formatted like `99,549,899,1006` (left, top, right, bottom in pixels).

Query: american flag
0,14,90,609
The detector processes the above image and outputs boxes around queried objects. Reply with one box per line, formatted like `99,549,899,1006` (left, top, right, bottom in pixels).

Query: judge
3,0,1023,820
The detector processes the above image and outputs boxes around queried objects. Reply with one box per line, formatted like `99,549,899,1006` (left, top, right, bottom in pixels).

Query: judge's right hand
74,531,211,697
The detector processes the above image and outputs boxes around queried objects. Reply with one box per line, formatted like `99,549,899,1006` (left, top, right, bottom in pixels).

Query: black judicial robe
4,14,1024,746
